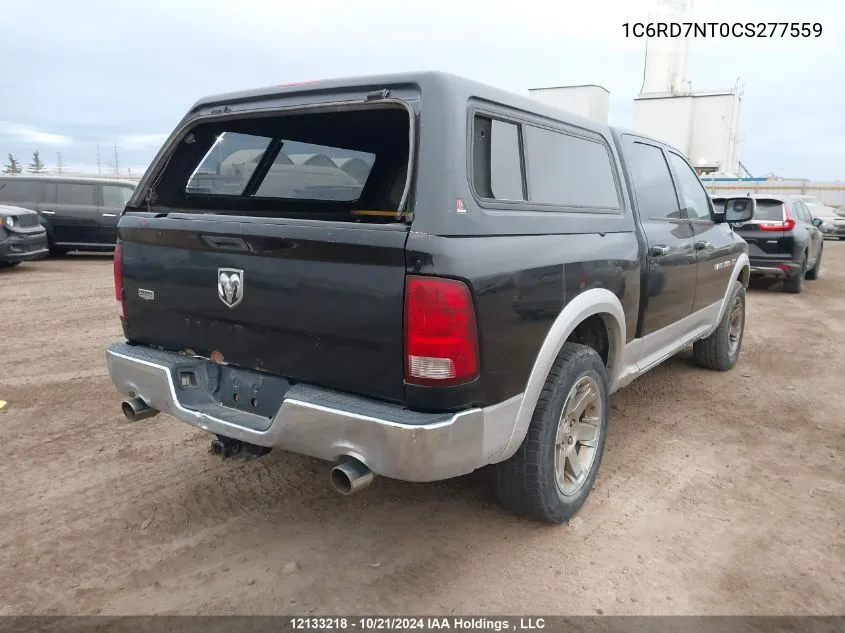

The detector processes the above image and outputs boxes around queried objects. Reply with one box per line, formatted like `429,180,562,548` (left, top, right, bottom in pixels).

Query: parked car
0,204,48,268
793,195,826,207
105,71,754,524
0,175,136,255
712,194,824,293
806,204,845,240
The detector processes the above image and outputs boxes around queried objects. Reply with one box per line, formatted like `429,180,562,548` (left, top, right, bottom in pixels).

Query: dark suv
712,194,824,293
0,175,136,255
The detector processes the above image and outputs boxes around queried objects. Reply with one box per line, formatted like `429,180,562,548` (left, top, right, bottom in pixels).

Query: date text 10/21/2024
622,22,822,38
289,617,548,631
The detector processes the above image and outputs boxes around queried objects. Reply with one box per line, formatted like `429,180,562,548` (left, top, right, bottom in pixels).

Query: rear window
712,198,784,221
186,133,375,202
0,179,41,204
149,105,410,222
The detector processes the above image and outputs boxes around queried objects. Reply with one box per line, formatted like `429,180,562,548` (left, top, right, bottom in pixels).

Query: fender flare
704,252,750,339
494,287,627,463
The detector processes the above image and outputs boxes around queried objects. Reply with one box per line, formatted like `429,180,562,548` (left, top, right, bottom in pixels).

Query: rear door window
621,139,683,220
102,185,135,207
666,151,712,220
56,183,96,206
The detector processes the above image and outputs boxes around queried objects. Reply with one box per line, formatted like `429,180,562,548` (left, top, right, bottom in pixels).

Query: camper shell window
147,104,411,221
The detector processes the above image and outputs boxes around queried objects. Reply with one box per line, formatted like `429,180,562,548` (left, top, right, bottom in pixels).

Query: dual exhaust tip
120,398,374,495
121,397,159,422
330,457,374,495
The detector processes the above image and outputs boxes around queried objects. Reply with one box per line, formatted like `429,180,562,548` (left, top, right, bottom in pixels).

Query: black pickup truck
106,72,755,523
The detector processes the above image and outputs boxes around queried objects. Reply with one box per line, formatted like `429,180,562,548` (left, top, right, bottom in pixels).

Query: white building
526,85,610,124
632,0,744,176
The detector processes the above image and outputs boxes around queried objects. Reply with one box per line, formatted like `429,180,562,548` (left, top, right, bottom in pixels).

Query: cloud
0,0,841,179
0,121,74,146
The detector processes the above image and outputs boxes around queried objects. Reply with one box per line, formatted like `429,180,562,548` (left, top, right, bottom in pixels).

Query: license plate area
215,365,290,418
172,361,291,420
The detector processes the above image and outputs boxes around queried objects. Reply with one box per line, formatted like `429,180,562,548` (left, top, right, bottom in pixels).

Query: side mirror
811,217,824,227
716,197,755,224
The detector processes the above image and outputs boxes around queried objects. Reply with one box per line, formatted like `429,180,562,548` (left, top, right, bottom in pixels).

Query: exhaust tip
330,457,374,495
121,397,158,422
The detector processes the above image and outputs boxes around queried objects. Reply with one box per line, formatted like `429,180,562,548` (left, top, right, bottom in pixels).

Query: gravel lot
1,246,844,616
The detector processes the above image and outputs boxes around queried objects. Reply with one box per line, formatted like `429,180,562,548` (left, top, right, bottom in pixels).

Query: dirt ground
1,245,844,617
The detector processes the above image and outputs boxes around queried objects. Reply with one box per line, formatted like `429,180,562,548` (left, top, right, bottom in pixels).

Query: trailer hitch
210,435,272,461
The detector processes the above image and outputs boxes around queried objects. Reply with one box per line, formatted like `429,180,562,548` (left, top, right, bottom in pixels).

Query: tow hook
210,435,271,461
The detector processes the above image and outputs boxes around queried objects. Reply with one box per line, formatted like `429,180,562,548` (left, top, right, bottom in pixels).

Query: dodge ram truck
105,72,755,523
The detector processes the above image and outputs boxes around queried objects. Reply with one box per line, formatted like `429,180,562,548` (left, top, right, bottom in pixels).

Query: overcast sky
0,0,841,179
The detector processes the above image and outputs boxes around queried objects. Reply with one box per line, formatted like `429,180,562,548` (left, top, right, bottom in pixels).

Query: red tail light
114,242,124,319
404,275,479,387
759,203,795,231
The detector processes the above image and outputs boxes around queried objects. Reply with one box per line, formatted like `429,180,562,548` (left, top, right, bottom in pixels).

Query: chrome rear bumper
106,342,521,482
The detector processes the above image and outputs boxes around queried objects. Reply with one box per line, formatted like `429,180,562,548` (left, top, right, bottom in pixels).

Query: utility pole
96,144,102,175
113,145,120,176
56,152,64,174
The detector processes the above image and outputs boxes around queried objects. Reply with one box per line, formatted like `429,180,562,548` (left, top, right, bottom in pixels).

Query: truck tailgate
119,213,409,404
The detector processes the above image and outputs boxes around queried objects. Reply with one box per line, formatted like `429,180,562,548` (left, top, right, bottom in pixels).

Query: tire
783,255,806,294
693,284,746,372
493,342,609,524
805,245,822,280
0,261,22,269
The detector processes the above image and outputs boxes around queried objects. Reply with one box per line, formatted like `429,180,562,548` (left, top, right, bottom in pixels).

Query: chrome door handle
102,213,117,217
649,245,670,257
694,240,712,250
41,210,55,215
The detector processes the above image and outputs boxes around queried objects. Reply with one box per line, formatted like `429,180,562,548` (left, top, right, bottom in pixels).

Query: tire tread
693,285,745,371
494,343,608,523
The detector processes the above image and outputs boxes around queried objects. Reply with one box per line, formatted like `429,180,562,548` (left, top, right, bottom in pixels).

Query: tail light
759,203,796,231
404,275,479,387
114,242,124,319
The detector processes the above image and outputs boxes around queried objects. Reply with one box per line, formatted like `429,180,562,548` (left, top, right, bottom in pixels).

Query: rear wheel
805,245,822,280
783,255,806,294
0,261,22,269
693,284,746,371
493,343,609,524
